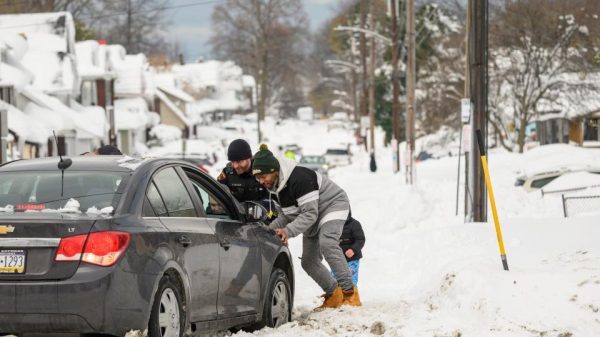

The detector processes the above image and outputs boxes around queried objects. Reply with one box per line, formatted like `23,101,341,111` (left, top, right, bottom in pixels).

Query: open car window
183,170,238,220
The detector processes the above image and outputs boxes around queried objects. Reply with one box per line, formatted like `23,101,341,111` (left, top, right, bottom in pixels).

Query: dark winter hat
252,144,280,175
96,145,122,155
227,139,252,161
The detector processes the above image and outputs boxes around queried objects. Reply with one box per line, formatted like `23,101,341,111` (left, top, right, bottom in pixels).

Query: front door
183,171,261,318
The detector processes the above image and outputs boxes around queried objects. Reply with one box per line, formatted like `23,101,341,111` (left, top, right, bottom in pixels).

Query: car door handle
220,239,231,250
177,236,192,247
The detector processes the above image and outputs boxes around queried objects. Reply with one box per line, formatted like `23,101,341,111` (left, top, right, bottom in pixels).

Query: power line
0,0,223,31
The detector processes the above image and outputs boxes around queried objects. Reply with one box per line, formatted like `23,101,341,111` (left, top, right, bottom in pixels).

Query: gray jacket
268,157,350,237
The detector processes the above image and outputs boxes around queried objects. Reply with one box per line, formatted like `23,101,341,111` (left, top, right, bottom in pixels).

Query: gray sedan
0,156,294,336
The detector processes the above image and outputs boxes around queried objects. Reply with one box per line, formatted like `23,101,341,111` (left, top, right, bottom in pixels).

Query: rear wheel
148,276,185,337
249,268,292,330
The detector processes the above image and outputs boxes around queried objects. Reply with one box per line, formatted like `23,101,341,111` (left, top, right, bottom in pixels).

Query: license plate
0,249,26,274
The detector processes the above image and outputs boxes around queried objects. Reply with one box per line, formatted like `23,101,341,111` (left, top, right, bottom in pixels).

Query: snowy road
227,121,600,337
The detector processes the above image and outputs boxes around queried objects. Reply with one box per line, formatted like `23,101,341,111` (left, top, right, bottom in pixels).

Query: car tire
148,276,185,337
248,268,292,331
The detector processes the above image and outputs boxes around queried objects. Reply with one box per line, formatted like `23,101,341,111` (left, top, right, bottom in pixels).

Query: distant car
327,120,347,131
0,156,294,336
280,144,303,159
416,151,433,163
299,155,329,176
324,148,352,167
515,170,564,191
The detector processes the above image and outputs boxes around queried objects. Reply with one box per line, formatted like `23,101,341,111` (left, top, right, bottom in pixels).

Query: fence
561,194,600,217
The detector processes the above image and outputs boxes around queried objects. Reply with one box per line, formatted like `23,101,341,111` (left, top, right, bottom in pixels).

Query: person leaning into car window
252,144,361,310
217,139,278,220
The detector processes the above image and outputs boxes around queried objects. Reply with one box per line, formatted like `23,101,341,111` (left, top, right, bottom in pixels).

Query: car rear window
300,156,325,164
0,171,127,213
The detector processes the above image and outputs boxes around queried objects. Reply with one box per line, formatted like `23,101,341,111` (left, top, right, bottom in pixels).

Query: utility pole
405,0,416,184
469,0,488,222
360,0,369,148
390,0,401,174
368,0,377,172
0,109,7,164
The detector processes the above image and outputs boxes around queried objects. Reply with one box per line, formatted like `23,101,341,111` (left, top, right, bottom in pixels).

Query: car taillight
55,231,130,267
82,231,130,266
55,234,87,261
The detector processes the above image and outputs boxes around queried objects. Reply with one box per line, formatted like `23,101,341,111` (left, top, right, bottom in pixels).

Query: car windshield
0,171,127,213
300,156,325,164
326,149,349,155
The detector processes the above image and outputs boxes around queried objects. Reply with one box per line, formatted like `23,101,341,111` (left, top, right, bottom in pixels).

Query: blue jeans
332,260,360,286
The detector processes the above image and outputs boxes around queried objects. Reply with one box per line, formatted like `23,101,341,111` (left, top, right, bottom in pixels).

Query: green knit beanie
252,144,280,175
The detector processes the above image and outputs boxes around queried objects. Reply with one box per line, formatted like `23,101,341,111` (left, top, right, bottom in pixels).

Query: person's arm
268,213,289,230
283,196,319,238
350,218,365,253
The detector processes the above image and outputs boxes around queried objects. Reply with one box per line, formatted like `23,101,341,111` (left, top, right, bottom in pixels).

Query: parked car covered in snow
515,166,600,192
324,147,352,167
0,156,294,336
299,155,329,176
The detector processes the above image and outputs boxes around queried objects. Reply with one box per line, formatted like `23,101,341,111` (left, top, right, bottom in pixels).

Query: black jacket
339,217,365,262
217,162,269,203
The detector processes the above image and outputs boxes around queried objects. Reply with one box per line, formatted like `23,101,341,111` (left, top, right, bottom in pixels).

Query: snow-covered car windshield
0,171,127,213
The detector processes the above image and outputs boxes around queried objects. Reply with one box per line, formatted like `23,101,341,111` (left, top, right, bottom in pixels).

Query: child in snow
333,216,365,286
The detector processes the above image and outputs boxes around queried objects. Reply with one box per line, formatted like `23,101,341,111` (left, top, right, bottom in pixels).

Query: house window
0,86,15,104
80,80,97,106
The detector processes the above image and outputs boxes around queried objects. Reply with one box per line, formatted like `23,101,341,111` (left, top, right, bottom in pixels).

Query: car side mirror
244,201,268,223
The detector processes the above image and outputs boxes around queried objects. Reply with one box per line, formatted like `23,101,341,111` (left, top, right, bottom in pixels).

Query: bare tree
89,0,170,55
489,0,598,152
210,0,309,121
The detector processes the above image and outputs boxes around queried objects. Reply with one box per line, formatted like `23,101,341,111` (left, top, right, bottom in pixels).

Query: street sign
461,98,472,124
462,124,471,153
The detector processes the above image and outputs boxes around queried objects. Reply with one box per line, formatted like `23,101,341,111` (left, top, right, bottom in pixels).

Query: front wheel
148,276,185,337
250,268,292,330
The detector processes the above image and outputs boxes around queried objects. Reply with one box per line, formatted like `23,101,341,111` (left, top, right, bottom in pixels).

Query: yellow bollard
476,130,509,271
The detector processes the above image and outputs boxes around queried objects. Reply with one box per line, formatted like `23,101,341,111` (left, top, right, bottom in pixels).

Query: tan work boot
342,286,362,307
316,287,344,310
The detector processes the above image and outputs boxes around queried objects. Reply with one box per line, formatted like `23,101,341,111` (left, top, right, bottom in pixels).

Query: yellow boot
342,286,362,307
316,287,344,310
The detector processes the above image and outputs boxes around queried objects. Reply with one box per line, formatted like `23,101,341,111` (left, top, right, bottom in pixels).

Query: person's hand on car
275,228,288,246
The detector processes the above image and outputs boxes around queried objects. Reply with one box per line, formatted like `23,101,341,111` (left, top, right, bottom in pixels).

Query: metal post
469,0,488,222
107,105,117,147
368,0,377,172
390,0,400,174
0,109,7,164
406,0,416,184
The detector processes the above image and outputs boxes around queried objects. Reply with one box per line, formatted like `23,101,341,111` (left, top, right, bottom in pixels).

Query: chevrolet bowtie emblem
0,225,15,234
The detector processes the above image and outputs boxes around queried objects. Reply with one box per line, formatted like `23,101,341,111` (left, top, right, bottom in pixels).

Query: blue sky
166,0,340,62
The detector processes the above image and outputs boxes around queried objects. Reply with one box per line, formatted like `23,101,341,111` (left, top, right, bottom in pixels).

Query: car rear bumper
0,264,156,335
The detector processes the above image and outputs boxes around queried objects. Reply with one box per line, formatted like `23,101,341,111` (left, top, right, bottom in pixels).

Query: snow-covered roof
0,34,33,91
155,90,192,127
0,100,50,144
242,75,256,88
112,51,149,97
75,40,115,79
157,84,194,103
114,97,150,131
20,86,103,139
70,100,108,139
536,72,600,120
172,60,244,91
0,12,79,95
